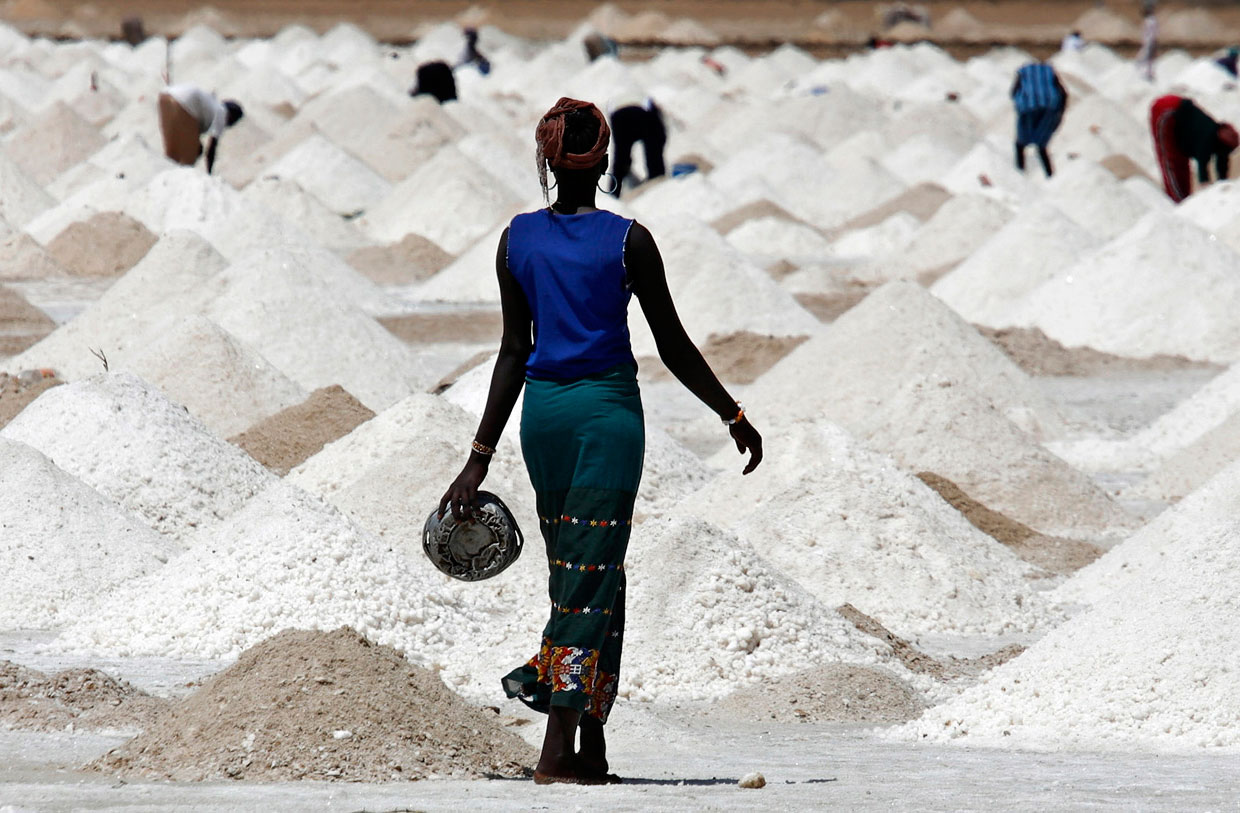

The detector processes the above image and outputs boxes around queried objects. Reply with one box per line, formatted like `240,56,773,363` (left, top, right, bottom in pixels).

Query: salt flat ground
3,716,1238,811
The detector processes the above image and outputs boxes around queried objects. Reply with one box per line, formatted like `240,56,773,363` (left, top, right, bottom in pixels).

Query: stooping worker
608,96,667,197
438,98,762,785
1150,94,1239,203
1011,61,1067,178
157,84,243,173
410,60,458,103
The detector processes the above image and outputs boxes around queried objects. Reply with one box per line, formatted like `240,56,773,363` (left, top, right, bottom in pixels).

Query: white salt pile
2,231,229,380
0,373,272,543
621,517,914,703
359,145,522,254
1054,458,1240,607
1013,213,1240,363
0,438,172,629
930,202,1099,327
121,315,307,438
52,480,480,661
904,516,1240,752
626,217,820,357
878,193,1014,282
200,250,432,411
682,422,1055,638
265,133,391,216
745,281,1064,438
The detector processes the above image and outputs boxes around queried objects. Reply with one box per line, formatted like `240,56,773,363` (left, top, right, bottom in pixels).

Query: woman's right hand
730,418,763,475
438,458,490,520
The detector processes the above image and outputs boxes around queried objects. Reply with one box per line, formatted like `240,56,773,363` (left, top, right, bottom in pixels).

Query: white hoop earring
597,173,618,194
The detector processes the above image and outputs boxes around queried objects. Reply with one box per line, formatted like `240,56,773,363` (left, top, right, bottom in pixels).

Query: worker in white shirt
157,84,243,173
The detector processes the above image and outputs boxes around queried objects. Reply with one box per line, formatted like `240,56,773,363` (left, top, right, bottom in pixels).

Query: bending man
1011,61,1067,178
157,84,243,174
1150,95,1239,202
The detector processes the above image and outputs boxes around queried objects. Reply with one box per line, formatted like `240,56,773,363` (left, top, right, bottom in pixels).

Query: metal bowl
422,491,524,582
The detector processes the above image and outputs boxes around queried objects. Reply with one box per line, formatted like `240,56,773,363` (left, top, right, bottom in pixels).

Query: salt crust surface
1012,213,1240,363
682,422,1056,638
0,438,172,629
0,374,272,543
906,516,1240,752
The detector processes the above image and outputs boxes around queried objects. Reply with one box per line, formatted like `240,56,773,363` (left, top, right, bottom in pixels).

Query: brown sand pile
0,285,54,356
916,472,1102,575
1100,154,1154,183
794,284,874,323
832,182,951,235
720,664,923,723
346,233,454,285
977,325,1218,377
90,628,536,782
45,212,156,277
837,604,1025,682
230,385,375,476
379,309,503,344
0,233,66,281
639,331,808,384
0,660,168,733
0,370,61,428
710,199,813,236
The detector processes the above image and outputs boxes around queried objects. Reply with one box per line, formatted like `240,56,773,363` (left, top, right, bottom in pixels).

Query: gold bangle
722,401,745,425
471,440,496,456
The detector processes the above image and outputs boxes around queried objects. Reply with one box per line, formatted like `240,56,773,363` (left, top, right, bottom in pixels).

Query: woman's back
507,208,635,380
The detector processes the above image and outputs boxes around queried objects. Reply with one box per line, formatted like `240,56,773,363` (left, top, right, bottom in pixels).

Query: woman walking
439,98,762,785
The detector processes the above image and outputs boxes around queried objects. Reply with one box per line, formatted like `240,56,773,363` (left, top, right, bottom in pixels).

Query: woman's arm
438,228,534,518
628,222,762,474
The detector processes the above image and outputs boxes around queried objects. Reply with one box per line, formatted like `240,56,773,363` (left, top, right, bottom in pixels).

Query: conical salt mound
904,513,1240,752
265,133,391,217
1012,213,1240,363
0,373,272,543
0,284,53,356
122,315,307,438
3,101,105,186
359,145,522,253
1054,457,1240,607
882,193,1014,282
931,202,1100,327
2,231,228,379
0,438,172,629
0,151,54,227
682,422,1056,638
622,517,908,703
89,627,537,781
748,281,1065,438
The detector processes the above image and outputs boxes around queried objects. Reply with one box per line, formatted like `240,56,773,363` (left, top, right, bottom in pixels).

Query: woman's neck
551,182,598,214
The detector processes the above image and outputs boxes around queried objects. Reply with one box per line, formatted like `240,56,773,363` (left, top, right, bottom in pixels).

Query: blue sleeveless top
507,208,636,380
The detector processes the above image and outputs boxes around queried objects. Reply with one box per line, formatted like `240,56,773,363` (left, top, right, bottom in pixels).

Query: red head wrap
535,97,610,193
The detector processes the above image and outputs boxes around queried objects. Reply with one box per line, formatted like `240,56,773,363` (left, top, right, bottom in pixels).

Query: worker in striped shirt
1011,61,1067,178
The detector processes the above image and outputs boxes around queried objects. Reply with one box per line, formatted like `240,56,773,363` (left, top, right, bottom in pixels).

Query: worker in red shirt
1150,94,1239,202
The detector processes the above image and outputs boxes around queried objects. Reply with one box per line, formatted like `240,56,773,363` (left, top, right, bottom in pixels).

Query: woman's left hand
730,418,763,474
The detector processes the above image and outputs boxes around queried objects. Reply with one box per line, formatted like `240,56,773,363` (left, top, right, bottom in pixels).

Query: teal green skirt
501,364,644,723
